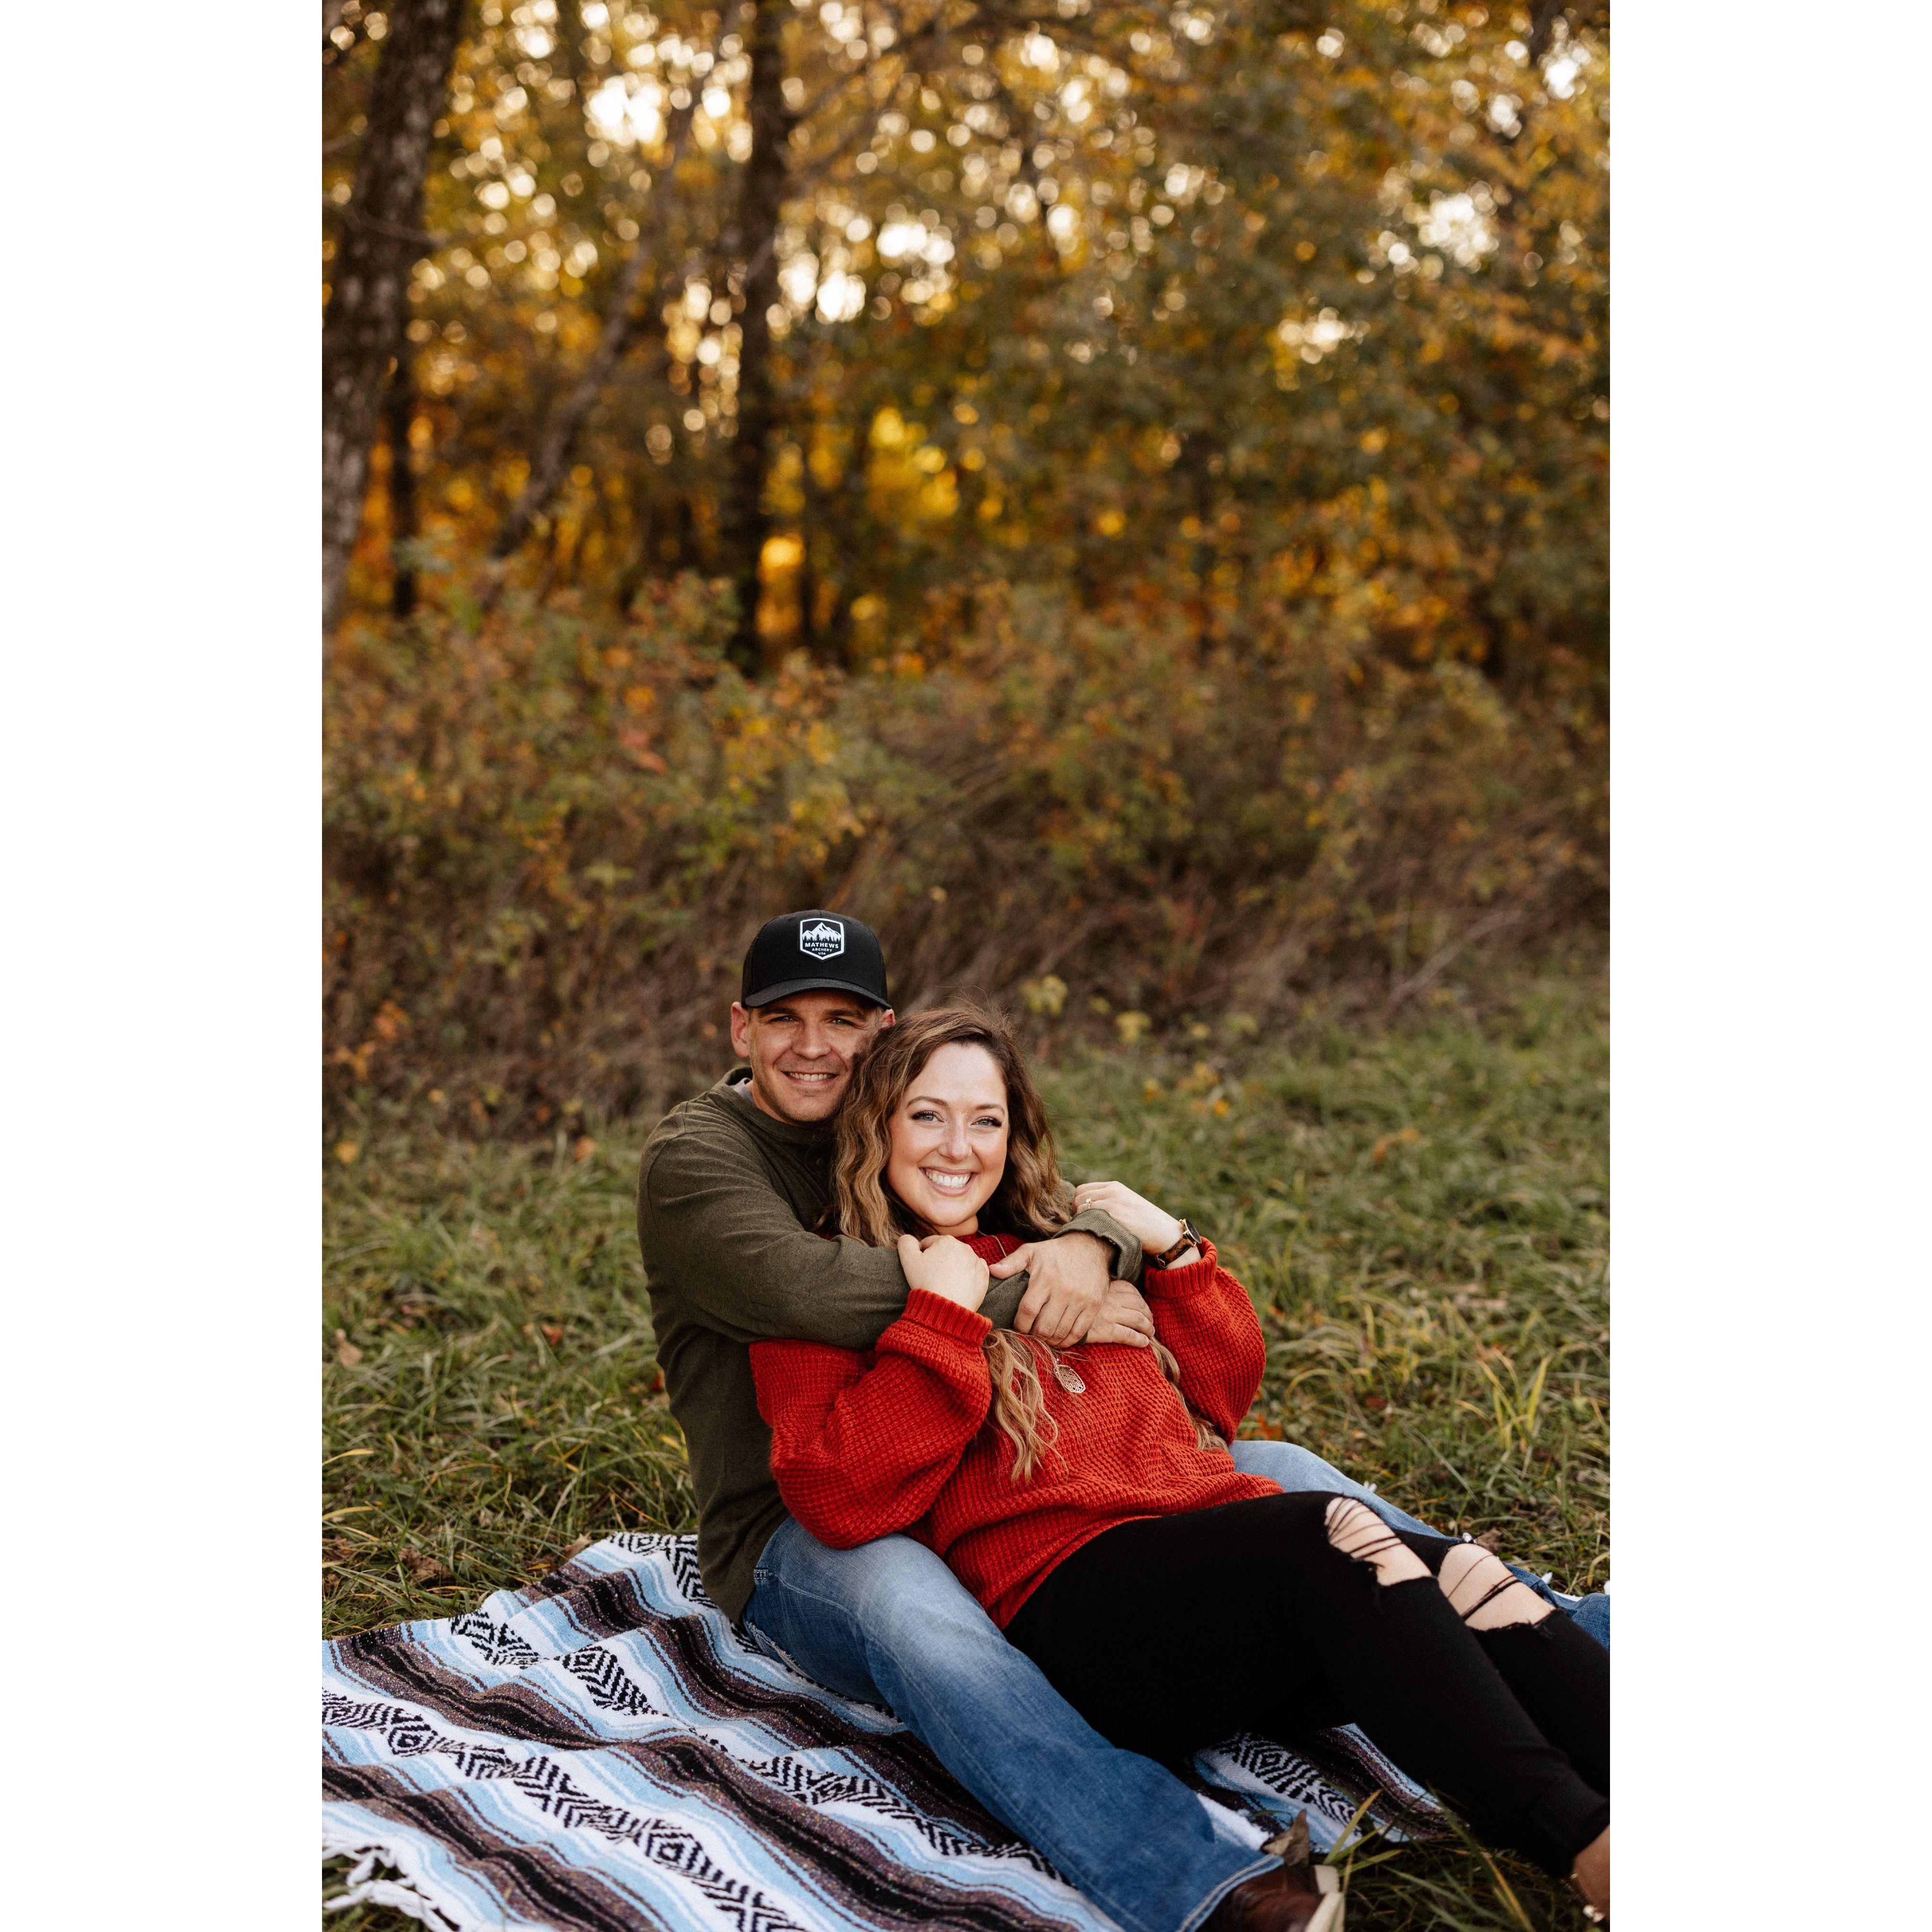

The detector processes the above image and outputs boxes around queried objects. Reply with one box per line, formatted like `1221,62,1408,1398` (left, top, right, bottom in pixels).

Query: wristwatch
1148,1219,1203,1269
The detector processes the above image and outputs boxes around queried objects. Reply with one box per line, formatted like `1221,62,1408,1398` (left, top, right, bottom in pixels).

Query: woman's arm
750,1288,996,1548
1142,1242,1267,1442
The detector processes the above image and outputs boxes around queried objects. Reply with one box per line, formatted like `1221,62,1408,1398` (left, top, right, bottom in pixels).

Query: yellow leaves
1093,507,1127,537
622,683,656,716
1115,1010,1151,1044
1359,427,1388,455
1021,973,1068,1017
334,1139,360,1166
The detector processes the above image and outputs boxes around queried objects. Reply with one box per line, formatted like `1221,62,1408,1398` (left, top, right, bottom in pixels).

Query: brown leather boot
1202,1860,1343,1932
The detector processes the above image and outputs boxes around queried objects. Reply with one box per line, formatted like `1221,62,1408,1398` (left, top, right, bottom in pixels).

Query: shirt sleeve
638,1117,1144,1350
1142,1241,1266,1442
750,1290,995,1547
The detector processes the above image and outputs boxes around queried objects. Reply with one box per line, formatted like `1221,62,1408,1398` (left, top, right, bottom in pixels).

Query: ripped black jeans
1004,1490,1609,1876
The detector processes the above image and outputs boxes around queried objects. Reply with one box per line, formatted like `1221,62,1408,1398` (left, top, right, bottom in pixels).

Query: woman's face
885,1042,1010,1237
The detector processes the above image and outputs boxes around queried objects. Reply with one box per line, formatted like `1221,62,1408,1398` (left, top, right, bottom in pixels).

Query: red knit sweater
749,1234,1282,1627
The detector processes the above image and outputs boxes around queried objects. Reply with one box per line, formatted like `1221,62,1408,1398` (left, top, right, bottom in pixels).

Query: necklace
1051,1355,1087,1395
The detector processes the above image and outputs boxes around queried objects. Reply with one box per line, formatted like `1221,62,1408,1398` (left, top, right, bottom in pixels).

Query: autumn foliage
325,573,1603,1125
323,1,1608,1128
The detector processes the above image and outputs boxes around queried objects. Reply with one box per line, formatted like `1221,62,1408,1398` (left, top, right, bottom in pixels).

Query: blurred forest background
322,0,1608,1136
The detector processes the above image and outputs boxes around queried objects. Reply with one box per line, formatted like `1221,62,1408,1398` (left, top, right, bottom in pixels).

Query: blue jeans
742,1438,1609,1932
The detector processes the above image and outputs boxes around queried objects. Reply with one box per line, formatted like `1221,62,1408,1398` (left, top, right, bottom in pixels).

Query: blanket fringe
324,1829,464,1931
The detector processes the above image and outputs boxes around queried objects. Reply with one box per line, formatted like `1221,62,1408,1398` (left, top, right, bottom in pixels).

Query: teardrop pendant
1052,1357,1086,1395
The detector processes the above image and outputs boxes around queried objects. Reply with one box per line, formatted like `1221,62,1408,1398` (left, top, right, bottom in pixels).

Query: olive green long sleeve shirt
634,1069,1143,1620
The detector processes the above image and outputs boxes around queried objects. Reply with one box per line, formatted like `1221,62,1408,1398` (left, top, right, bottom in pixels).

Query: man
637,909,1604,1932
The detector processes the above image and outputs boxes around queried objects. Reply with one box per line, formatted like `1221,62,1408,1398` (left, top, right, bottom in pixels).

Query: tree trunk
322,0,466,637
718,0,793,675
383,358,420,618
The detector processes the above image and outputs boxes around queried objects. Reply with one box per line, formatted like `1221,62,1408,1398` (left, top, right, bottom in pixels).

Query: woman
748,1006,1610,1930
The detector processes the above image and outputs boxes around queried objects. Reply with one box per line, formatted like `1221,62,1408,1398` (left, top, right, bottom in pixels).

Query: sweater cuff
1144,1239,1221,1298
900,1287,995,1345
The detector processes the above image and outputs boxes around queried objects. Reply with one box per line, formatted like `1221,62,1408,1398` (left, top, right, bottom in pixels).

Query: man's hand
991,1231,1146,1347
897,1233,990,1312
1089,1278,1158,1349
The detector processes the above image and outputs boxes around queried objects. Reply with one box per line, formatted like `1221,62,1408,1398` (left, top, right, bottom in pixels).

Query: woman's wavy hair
830,1002,1219,1480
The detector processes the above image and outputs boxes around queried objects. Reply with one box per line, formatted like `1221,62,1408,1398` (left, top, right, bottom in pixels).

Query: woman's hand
897,1232,991,1312
1070,1180,1188,1263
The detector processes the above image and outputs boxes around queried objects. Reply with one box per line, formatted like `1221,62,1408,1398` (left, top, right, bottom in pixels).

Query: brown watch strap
1149,1220,1201,1268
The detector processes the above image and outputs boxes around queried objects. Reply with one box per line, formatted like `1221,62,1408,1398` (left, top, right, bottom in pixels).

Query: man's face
728,990,894,1125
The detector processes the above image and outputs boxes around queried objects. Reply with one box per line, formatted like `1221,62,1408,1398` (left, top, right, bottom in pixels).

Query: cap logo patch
798,917,846,960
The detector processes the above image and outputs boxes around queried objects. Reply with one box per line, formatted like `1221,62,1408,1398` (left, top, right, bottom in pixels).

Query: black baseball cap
739,909,891,1011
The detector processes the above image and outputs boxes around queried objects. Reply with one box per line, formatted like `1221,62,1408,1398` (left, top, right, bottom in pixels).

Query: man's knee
1231,1438,1353,1493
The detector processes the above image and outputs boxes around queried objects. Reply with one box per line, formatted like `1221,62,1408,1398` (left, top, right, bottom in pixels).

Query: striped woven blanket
324,1533,1447,1932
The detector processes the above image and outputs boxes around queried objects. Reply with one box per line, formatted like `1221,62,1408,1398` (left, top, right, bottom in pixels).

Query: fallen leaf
540,1323,564,1346
573,1135,597,1162
1370,1126,1422,1165
563,1533,595,1560
334,1329,364,1368
1362,1393,1388,1413
401,1548,454,1585
1474,1531,1504,1553
334,1139,360,1165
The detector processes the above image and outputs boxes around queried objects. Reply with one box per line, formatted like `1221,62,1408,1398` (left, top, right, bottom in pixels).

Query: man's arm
986,1208,1153,1348
638,1122,1150,1351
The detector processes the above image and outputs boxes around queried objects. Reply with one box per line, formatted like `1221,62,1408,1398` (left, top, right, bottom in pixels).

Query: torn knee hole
1323,1497,1429,1585
1438,1544,1552,1630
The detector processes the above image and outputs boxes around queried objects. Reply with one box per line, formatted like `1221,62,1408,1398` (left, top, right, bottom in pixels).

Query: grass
324,974,1607,1930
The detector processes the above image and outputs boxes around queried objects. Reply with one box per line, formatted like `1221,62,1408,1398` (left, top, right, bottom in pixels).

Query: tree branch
487,95,703,562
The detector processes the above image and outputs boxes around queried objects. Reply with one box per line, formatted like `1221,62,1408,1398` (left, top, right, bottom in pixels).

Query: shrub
324,575,1604,1131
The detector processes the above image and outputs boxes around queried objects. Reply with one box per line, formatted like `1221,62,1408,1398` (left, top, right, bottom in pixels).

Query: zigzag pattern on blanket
324,1532,1447,1932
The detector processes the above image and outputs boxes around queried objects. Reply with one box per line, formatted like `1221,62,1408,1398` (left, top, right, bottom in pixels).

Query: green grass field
324,976,1608,1930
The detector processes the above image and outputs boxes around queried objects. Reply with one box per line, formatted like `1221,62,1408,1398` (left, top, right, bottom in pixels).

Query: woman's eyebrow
905,1093,1006,1114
